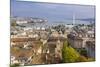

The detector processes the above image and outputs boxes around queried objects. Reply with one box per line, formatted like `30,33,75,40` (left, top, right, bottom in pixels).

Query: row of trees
52,24,66,34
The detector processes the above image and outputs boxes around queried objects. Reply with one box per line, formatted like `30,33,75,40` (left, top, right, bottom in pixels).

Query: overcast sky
11,0,95,23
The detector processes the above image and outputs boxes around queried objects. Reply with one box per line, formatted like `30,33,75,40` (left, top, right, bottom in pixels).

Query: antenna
72,13,76,33
73,13,75,25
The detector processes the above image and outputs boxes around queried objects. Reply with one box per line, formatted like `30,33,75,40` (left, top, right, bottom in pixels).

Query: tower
73,13,75,25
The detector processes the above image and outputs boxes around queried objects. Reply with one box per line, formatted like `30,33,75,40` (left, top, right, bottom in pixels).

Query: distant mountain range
77,18,95,21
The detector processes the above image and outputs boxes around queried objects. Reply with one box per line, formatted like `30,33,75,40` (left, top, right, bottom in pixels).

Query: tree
11,21,19,27
76,56,95,62
76,56,88,62
79,49,87,57
87,58,95,61
11,22,16,27
62,41,94,63
52,24,66,34
10,63,20,67
62,41,80,63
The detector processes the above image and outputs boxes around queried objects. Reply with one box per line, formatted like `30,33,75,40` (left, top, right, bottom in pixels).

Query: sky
11,0,95,23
